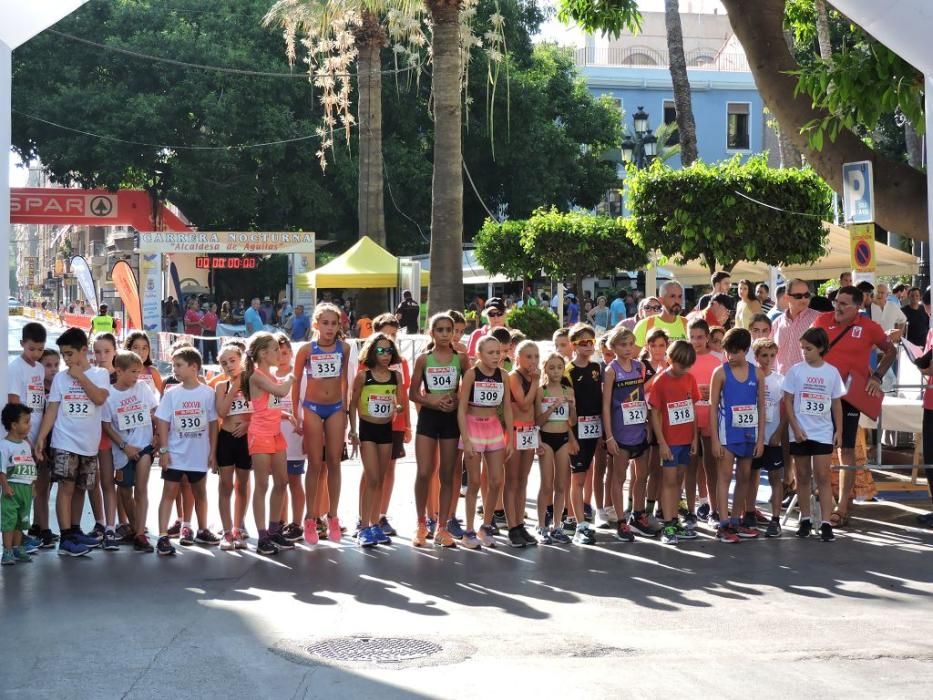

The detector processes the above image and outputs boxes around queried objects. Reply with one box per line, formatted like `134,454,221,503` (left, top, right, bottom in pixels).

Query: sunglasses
573,339,595,347
486,310,504,318
788,292,812,300
644,305,663,311
375,346,393,355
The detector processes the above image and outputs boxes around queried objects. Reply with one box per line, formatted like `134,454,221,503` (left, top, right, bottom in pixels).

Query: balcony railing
575,47,750,73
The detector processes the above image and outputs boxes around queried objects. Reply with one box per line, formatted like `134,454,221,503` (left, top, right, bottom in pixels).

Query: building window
663,100,679,146
727,102,750,150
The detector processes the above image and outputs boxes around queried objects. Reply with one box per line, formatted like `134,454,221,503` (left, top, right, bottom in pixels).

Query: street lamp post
621,107,659,296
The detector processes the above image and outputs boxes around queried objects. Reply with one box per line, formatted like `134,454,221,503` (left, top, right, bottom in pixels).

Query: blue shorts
662,444,691,467
302,399,344,421
724,442,757,459
116,445,155,488
287,459,306,476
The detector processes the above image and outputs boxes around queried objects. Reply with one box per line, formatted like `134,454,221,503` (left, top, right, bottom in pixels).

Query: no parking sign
849,222,876,272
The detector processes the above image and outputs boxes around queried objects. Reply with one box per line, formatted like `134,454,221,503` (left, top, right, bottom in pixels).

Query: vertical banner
169,260,182,303
140,253,163,354
111,260,141,330
292,253,315,309
69,255,98,308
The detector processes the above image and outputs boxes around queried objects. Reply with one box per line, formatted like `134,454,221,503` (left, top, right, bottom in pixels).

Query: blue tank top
609,359,647,445
717,363,758,444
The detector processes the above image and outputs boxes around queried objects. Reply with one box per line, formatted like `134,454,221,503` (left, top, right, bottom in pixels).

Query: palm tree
663,0,697,166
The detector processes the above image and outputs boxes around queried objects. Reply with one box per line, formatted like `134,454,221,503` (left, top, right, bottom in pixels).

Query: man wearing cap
395,290,421,334
467,297,508,358
90,304,115,334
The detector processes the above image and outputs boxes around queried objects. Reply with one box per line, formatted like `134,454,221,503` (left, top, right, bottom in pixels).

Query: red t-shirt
813,312,890,382
689,352,722,435
201,312,218,332
647,368,700,446
184,309,203,335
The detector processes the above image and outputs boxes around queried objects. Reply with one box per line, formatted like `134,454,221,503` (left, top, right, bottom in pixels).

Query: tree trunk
905,121,923,169
664,0,698,166
722,0,927,241
426,1,465,315
815,0,832,60
778,29,803,168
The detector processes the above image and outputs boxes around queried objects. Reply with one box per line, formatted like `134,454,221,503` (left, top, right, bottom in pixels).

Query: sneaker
102,531,119,551
21,536,39,554
478,524,496,547
765,519,782,538
615,523,635,543
378,516,397,537
736,525,759,539
755,508,770,525
327,517,342,543
179,526,195,546
238,527,251,541
1,550,13,565
583,503,594,522
660,525,678,545
372,525,391,546
681,513,698,539
535,527,552,545
476,504,484,515
167,520,182,538
629,513,656,537
58,538,89,557
708,511,721,528
796,519,813,539
38,530,58,548
282,523,303,542
71,531,101,549
91,522,106,540
572,525,596,545
508,527,526,548
352,519,363,539
605,505,619,523
220,532,236,551
717,526,739,543
303,518,319,545
697,502,711,520
563,517,577,533
781,491,797,508
647,514,663,532
488,521,501,536
115,523,132,539
256,537,278,555
413,523,429,547
27,523,40,538
13,547,32,563
433,528,457,548
118,531,136,546
233,529,248,549
519,526,537,546
446,517,465,539
134,536,154,553
819,522,835,542
461,530,482,549
270,531,295,550
195,529,221,546
493,510,507,526
549,527,571,544
595,507,611,529
357,526,377,547
742,512,757,529
156,536,175,556
426,517,437,539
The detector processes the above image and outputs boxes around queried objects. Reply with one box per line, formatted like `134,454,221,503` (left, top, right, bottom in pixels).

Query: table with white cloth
859,396,926,487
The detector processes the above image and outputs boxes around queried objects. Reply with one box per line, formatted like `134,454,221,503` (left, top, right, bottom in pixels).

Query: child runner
552,328,573,363
447,309,468,355
505,339,541,547
751,338,787,537
744,313,774,528
1,404,38,565
458,336,514,549
535,353,575,545
647,340,700,546
601,328,644,541
687,318,722,530
101,350,160,552
243,332,295,555
486,325,514,523
274,334,306,543
410,313,467,548
31,348,60,548
783,327,845,542
125,331,163,397
92,333,120,550
592,334,616,529
640,328,669,528
709,327,726,360
153,346,218,556
709,328,765,543
349,333,405,546
293,303,350,544
214,342,253,550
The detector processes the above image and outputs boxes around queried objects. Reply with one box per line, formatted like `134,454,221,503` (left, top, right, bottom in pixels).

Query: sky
9,153,27,187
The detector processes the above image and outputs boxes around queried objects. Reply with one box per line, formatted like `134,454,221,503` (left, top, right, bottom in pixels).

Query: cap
485,297,505,312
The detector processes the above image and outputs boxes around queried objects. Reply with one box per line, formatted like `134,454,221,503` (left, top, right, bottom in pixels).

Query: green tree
473,218,535,280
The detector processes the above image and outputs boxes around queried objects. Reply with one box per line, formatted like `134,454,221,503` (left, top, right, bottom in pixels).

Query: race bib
174,408,207,435
667,400,694,426
577,415,603,439
269,394,283,409
309,353,341,379
426,366,458,392
367,394,394,418
731,404,758,428
800,392,829,416
116,403,151,431
64,392,92,420
26,383,45,410
621,400,647,426
542,396,569,422
516,425,539,450
473,381,503,407
8,453,37,480
228,394,252,416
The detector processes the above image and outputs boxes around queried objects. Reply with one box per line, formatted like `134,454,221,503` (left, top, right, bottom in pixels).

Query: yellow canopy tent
298,235,430,289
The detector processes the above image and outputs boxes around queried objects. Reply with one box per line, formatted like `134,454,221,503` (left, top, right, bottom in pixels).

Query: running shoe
446,517,465,539
583,503,594,522
796,519,812,539
38,530,58,548
697,502,711,521
156,536,175,556
615,523,635,543
357,526,377,547
102,531,119,551
478,524,496,547
717,526,739,544
233,528,248,549
115,523,132,539
238,527,251,541
372,526,391,546
91,522,106,540
195,529,221,546
605,506,619,523
476,504,484,515
303,518,319,545
426,517,437,540
352,519,363,539
549,527,571,544
1,550,14,565
680,514,698,539
220,532,236,551
118,531,136,546
519,527,537,546
488,521,501,537
755,508,771,525
493,510,507,527
167,520,182,538
647,514,663,532
707,511,721,528
270,531,295,550
256,537,278,555
461,530,482,549
412,523,429,547
179,526,195,547
819,522,835,542
134,536,154,553
563,517,578,533
13,547,32,563
27,523,40,538
595,508,611,529
378,516,397,537
736,525,759,539
433,528,457,548
327,516,342,543
282,523,303,542
572,525,596,545
660,525,679,545
22,535,40,552
507,527,526,548
765,519,782,538
71,531,101,549
628,513,655,537
58,538,89,557
535,527,552,545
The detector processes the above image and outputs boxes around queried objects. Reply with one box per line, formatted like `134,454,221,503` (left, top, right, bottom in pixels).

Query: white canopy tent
2,1,90,399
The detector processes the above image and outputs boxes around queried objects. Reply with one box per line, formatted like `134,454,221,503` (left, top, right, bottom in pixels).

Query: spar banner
70,255,98,307
138,230,315,254
140,253,162,334
111,260,141,330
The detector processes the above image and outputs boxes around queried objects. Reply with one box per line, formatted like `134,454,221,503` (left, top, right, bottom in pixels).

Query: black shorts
617,440,648,460
161,469,206,484
360,420,393,445
217,430,251,470
416,407,460,441
392,430,406,460
571,435,599,474
789,440,833,457
835,399,861,449
752,444,784,471
540,431,569,453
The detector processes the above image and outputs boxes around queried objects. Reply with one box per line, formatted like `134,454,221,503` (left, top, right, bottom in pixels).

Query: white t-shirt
103,383,160,469
7,356,46,442
761,371,784,443
275,367,304,461
782,361,846,445
155,384,218,472
0,437,38,485
49,367,111,456
871,302,906,332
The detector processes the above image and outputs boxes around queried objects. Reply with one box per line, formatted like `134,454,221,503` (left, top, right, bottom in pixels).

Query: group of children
1,302,848,564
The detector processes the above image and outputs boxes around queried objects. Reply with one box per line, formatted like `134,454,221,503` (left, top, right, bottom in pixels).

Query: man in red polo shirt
812,285,896,523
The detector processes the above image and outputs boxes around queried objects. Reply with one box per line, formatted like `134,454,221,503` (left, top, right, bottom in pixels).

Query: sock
106,523,115,533
800,517,811,523
268,521,279,535
182,521,191,531
730,516,741,527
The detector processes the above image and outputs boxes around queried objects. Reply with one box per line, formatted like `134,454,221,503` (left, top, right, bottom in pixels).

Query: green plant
506,304,559,340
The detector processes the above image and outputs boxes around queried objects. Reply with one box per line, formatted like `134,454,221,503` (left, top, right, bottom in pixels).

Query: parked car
8,297,23,315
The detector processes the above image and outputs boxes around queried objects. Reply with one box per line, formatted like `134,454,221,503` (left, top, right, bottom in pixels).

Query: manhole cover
305,637,443,664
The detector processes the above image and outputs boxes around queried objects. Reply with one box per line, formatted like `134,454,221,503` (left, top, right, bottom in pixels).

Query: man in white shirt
871,282,907,336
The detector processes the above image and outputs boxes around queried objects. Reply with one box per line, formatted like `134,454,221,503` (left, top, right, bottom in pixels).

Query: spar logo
11,193,118,219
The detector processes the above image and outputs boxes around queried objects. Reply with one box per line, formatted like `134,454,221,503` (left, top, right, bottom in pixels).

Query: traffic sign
842,161,874,223
849,222,876,272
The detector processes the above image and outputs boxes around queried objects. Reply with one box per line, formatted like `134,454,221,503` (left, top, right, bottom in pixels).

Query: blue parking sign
843,161,874,223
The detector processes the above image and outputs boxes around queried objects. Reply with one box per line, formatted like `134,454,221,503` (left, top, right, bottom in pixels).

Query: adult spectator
756,283,774,314
566,294,580,324
201,303,218,364
707,293,734,328
395,290,421,334
289,304,311,342
467,297,508,357
633,281,687,348
619,296,661,331
243,297,263,335
892,283,909,306
278,300,294,329
220,301,235,325
162,297,175,332
767,284,787,321
90,304,115,334
839,271,853,288
855,281,875,316
871,282,906,336
902,286,929,347
260,298,275,324
696,270,732,311
588,295,610,332
771,279,820,375
609,290,628,326
735,279,763,329
183,297,203,337
813,285,896,525
234,299,246,323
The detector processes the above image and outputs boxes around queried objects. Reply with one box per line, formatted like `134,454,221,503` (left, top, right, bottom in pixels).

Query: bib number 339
800,392,828,416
